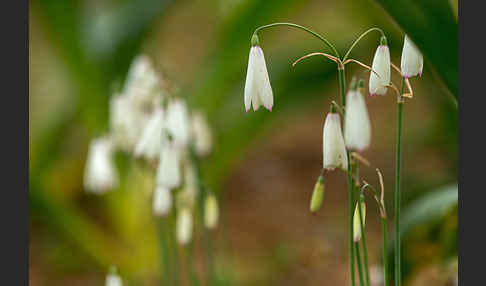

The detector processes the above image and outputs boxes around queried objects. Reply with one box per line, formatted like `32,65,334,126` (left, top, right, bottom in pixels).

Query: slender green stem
186,241,200,286
355,242,365,286
158,219,171,286
338,67,355,286
357,193,370,286
343,27,385,61
253,22,340,58
395,78,405,286
170,212,179,286
382,217,388,286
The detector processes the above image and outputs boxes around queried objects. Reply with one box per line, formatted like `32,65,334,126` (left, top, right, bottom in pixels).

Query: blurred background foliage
29,0,457,285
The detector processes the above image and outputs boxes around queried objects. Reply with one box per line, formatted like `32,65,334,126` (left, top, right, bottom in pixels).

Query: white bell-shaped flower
109,94,143,152
134,108,167,161
400,35,423,78
322,111,348,170
244,35,274,112
105,266,123,286
176,207,193,245
153,185,172,217
353,200,366,242
84,137,119,194
166,99,191,148
123,54,160,106
344,87,371,151
156,141,181,189
204,194,219,229
191,112,213,157
369,37,391,96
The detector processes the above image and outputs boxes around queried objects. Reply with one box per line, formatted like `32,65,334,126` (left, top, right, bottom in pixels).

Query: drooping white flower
322,112,348,170
400,35,423,78
166,99,191,148
176,207,193,245
204,193,219,229
123,54,160,106
191,112,213,157
134,108,167,161
369,37,391,96
105,266,123,286
84,137,119,194
153,185,172,217
344,88,371,151
244,35,274,112
156,141,181,189
353,200,366,242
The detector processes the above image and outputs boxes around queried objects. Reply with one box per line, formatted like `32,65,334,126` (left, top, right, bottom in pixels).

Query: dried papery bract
135,108,167,161
400,35,423,78
153,186,172,217
322,111,348,171
310,175,325,213
84,137,119,194
156,141,181,189
369,37,391,96
244,34,274,112
204,193,219,229
345,81,371,151
353,200,366,242
191,111,213,157
177,207,193,245
166,99,191,148
106,266,123,286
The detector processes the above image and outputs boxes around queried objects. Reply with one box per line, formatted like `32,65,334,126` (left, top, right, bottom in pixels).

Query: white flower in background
156,141,181,189
400,35,423,78
204,193,219,229
191,112,213,157
123,54,160,105
322,111,348,170
134,108,167,161
369,37,391,96
176,207,193,245
344,88,371,151
244,34,274,112
166,99,191,147
353,200,366,242
153,186,172,217
105,266,123,286
84,137,119,194
184,163,199,203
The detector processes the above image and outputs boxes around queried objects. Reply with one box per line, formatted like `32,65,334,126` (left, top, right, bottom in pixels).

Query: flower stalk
395,77,405,286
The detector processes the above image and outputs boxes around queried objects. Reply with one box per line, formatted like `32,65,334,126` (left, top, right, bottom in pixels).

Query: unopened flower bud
322,111,348,170
176,208,193,245
106,266,123,286
369,36,390,96
152,186,172,217
191,112,213,157
310,175,325,213
204,193,219,229
353,199,366,242
400,35,423,78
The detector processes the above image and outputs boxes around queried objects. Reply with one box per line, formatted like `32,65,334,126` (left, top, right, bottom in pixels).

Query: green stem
395,78,405,286
338,67,355,286
355,242,365,286
357,193,370,286
186,241,200,286
382,217,388,286
158,219,171,286
170,212,179,286
343,27,385,61
253,22,340,58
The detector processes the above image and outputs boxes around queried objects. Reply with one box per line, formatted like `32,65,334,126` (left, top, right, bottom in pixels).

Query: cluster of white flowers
83,55,220,245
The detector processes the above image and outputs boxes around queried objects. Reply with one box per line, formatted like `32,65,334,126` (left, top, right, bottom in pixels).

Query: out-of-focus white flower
191,112,213,157
344,88,371,151
156,141,181,189
153,185,172,216
84,137,119,194
176,207,193,245
369,265,384,286
105,266,123,286
400,35,423,78
166,99,191,147
109,93,148,152
244,35,273,112
369,37,390,96
134,108,167,161
353,200,366,242
123,55,160,106
204,193,219,229
322,112,348,170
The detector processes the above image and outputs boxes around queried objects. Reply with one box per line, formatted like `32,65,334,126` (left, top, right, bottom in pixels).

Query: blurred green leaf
373,0,458,99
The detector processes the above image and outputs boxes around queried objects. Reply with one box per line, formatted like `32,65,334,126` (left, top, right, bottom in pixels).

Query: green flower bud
310,176,325,213
353,199,366,242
